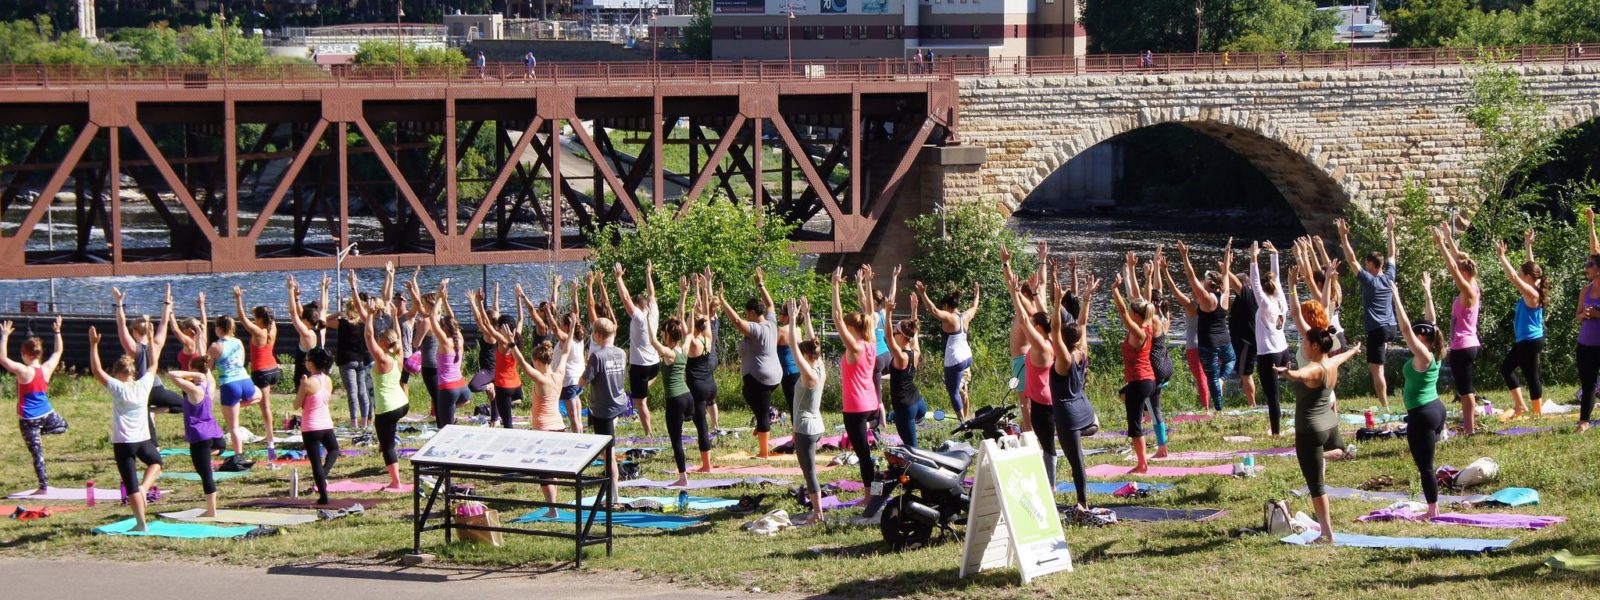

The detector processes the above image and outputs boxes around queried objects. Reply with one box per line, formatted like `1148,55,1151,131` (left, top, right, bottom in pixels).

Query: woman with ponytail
1435,220,1482,434
1496,229,1547,418
1394,272,1448,519
1278,260,1361,544
1576,208,1600,431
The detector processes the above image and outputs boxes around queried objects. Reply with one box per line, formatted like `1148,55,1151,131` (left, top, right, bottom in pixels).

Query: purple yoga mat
829,480,865,492
1087,463,1259,478
619,477,786,489
1495,427,1554,436
1151,448,1297,462
818,496,865,510
1360,508,1566,530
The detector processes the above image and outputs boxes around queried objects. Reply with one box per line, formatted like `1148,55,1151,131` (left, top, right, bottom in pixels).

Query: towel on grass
1547,550,1600,572
1280,530,1512,553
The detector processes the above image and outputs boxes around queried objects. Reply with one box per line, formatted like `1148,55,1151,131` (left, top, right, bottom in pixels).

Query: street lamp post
786,9,794,72
650,8,658,63
395,1,404,81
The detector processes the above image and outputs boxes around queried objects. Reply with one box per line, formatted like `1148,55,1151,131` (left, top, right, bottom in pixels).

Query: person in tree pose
2,317,67,495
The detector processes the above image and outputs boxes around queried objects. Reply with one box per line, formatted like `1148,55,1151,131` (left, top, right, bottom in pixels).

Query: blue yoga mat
93,518,258,539
1056,481,1175,495
1478,487,1539,507
511,510,705,530
165,471,253,482
1280,531,1512,553
580,495,739,510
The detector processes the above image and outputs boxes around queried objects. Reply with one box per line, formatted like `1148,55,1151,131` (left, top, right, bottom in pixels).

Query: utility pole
220,2,228,84
1193,0,1202,53
396,0,404,80
787,9,795,70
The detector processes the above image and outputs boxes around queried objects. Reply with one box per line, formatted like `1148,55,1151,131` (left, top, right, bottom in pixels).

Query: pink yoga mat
1086,463,1261,478
1166,414,1215,424
323,480,414,494
1151,448,1296,462
667,465,821,477
8,487,124,502
830,480,865,492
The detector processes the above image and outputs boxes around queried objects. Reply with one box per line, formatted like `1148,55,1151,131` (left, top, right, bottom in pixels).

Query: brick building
709,0,1083,60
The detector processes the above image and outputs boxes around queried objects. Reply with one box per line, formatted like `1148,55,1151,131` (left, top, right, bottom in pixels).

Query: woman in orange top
470,289,523,429
235,286,280,447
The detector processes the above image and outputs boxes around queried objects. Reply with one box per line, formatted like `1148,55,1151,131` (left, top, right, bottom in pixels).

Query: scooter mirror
1007,377,1020,391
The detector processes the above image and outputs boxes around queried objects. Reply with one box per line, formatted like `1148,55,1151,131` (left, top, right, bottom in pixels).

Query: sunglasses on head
1412,322,1438,337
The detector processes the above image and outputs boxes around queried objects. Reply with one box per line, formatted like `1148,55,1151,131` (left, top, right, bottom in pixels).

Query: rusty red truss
0,80,957,278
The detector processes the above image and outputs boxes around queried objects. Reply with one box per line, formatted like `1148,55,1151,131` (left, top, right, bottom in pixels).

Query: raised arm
1587,207,1599,255
914,281,951,322
1391,281,1432,370
1009,276,1049,352
287,276,315,340
1386,214,1399,266
1287,266,1309,335
1219,238,1235,300
234,286,268,338
153,285,173,350
1162,257,1194,310
1495,238,1541,305
0,321,22,376
613,263,640,317
831,268,862,348
467,290,507,346
111,288,138,354
1420,271,1438,327
786,300,821,390
1077,274,1100,328
87,326,112,385
195,292,209,349
961,282,981,327
1048,275,1071,367
755,266,775,316
1176,241,1217,312
41,317,64,377
1335,218,1359,275
1111,275,1148,346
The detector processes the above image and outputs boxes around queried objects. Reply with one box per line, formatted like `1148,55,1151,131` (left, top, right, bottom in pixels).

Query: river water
1,207,1305,325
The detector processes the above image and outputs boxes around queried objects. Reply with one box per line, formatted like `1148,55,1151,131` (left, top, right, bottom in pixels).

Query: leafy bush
906,203,1032,350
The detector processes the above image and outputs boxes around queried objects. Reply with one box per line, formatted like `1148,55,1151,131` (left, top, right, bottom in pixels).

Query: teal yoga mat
511,510,705,530
1280,531,1512,553
581,495,739,510
165,470,253,482
93,518,259,539
1056,481,1175,495
1477,487,1539,507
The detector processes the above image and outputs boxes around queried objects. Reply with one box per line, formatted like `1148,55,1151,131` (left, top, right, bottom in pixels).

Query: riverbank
2,369,1597,599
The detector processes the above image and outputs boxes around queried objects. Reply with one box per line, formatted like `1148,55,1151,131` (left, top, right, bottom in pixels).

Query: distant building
445,13,506,42
1321,4,1391,47
710,0,1085,60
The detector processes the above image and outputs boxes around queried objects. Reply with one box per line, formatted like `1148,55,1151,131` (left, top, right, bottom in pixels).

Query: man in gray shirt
581,316,628,501
718,271,781,458
1337,215,1399,409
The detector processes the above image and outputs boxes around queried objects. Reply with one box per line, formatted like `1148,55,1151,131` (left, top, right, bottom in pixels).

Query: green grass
5,363,1600,599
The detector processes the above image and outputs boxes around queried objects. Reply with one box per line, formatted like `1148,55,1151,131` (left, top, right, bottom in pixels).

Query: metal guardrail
0,44,1590,89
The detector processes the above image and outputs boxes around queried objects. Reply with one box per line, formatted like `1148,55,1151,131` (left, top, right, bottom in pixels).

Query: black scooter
877,404,1018,549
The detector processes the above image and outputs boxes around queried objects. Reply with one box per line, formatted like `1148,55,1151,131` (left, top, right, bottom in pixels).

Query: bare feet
541,509,560,519
1130,465,1149,474
1152,448,1168,459
200,510,217,518
672,476,689,487
1579,422,1592,433
131,523,149,533
1311,534,1333,545
693,464,714,474
32,487,47,496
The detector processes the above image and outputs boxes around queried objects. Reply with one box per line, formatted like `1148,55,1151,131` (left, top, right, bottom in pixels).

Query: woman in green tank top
1394,273,1447,519
356,264,410,490
645,284,711,487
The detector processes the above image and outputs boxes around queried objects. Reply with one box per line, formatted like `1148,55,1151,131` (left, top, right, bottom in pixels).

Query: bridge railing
0,44,1589,89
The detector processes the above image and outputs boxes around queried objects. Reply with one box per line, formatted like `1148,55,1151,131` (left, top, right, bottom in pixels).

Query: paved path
0,557,805,600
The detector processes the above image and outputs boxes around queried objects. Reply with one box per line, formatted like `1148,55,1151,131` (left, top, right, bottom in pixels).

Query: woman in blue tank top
1494,230,1547,419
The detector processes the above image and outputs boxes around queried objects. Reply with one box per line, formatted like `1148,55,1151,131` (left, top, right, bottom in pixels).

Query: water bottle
1364,409,1375,428
1242,454,1255,472
85,480,96,507
677,490,689,513
1483,399,1493,416
291,468,301,498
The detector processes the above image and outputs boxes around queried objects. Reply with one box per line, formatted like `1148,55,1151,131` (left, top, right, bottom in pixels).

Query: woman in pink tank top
294,347,340,505
833,266,882,516
1435,222,1482,434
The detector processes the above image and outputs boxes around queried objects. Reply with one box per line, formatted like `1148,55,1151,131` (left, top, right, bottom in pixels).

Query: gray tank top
792,364,824,436
1291,362,1337,432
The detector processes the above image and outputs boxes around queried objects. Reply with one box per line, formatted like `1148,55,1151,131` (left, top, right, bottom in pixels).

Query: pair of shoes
218,455,254,472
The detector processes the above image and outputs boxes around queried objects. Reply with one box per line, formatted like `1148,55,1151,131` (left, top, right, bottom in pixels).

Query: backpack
1454,457,1499,488
1264,499,1293,536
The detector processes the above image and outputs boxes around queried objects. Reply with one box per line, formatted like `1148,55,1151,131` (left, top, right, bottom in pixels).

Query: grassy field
3,363,1600,600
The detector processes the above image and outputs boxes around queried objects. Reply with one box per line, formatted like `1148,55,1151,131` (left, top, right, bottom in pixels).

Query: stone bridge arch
1016,107,1364,236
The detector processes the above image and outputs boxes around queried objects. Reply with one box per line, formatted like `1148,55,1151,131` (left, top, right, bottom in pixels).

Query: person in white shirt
88,326,164,532
1249,241,1292,437
615,261,661,437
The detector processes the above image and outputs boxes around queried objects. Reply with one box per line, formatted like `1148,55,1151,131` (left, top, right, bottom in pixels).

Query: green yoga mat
164,471,254,482
93,518,258,539
159,508,318,526
1548,550,1600,572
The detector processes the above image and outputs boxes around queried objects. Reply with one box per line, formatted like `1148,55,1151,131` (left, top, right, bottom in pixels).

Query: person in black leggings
1393,275,1447,519
168,357,226,516
1051,264,1100,509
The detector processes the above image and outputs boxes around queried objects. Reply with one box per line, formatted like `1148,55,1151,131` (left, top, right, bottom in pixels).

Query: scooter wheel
880,494,933,550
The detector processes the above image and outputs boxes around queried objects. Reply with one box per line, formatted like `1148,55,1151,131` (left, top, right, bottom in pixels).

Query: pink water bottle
85,480,96,507
1364,410,1375,428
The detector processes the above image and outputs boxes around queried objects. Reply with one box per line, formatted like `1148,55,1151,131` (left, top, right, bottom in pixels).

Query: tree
116,24,186,65
1523,0,1600,44
586,199,828,337
181,17,269,66
353,41,468,67
1084,0,1339,53
681,0,713,60
0,16,115,65
905,204,1032,350
1387,0,1474,48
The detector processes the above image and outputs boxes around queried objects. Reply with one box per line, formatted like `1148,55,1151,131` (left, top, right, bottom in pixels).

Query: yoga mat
818,496,865,510
619,477,746,489
1548,550,1600,572
1055,481,1175,495
1113,506,1228,522
160,508,319,526
1086,463,1259,478
1280,531,1513,553
1166,414,1214,424
579,495,739,510
165,470,253,482
93,518,258,539
1361,509,1565,530
831,480,864,492
323,480,415,494
1496,427,1554,436
719,451,801,463
511,509,704,530
668,465,825,477
227,497,391,510
1475,487,1540,507
8,487,124,502
1148,448,1296,462
1294,487,1478,504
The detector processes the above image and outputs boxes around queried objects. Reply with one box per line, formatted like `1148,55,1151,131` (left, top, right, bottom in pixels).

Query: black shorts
251,368,283,390
1448,346,1479,396
112,439,163,496
628,363,660,399
1366,326,1394,365
1232,339,1257,376
588,415,616,436
399,369,412,385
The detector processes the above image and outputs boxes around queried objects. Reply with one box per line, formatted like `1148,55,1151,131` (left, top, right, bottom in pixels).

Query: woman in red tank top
1008,270,1063,488
1113,271,1160,474
236,287,281,448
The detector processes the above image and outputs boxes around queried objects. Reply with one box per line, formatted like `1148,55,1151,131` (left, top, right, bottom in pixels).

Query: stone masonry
948,62,1600,235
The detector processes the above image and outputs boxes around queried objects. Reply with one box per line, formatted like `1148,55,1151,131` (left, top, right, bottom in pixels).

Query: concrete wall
947,63,1600,236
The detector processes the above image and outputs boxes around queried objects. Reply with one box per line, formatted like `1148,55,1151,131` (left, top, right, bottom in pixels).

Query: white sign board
410,425,610,475
959,433,1072,584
